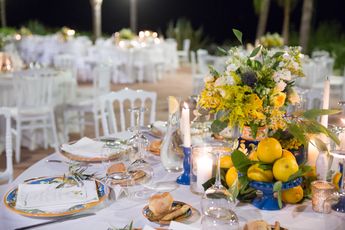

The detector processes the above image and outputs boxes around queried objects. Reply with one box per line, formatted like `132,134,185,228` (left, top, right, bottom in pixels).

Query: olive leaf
217,47,229,56
232,29,243,45
249,45,262,58
273,181,283,209
302,109,340,120
211,119,228,134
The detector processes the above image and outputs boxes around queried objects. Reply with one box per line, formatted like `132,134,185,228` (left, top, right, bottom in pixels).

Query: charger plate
4,176,107,218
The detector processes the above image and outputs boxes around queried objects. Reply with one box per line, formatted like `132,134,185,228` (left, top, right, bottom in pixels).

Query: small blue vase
249,177,303,210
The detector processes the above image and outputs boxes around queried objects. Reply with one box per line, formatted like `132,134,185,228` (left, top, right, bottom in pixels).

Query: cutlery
14,213,96,230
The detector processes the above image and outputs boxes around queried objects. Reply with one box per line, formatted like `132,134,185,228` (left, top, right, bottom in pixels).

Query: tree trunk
282,0,291,45
90,0,103,43
299,0,314,52
0,0,6,27
130,0,138,33
256,0,271,40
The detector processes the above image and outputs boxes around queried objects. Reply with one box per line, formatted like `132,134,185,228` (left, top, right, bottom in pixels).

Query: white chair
63,63,112,141
53,54,77,80
0,108,13,183
99,88,157,136
191,51,205,95
177,39,191,64
11,76,59,163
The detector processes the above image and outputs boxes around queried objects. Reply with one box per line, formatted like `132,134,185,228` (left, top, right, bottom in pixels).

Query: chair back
99,88,157,135
183,39,191,52
0,107,13,183
92,63,112,97
53,54,77,79
13,76,53,112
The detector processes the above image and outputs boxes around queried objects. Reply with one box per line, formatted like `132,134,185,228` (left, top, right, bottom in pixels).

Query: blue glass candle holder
176,147,191,185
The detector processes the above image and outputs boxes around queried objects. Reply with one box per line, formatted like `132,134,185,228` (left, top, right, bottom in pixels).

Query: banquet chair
0,108,13,183
11,76,59,163
177,39,191,64
63,64,112,141
53,54,77,80
99,88,157,136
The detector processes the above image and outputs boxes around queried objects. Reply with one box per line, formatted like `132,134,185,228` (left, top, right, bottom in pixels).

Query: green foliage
25,20,50,35
165,18,209,51
232,29,243,45
308,21,345,72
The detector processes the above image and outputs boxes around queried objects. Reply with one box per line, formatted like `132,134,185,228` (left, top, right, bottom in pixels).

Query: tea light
311,180,336,213
196,155,213,191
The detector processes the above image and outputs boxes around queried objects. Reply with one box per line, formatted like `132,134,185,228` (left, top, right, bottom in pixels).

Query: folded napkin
61,137,118,158
15,180,99,212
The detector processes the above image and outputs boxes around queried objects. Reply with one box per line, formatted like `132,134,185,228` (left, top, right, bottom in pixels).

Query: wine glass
201,129,240,230
126,107,154,200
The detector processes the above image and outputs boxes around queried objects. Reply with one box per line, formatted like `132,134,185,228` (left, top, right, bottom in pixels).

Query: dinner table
1,131,345,230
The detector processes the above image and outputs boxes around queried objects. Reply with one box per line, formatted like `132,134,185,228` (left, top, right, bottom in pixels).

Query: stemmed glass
201,128,240,230
126,107,154,200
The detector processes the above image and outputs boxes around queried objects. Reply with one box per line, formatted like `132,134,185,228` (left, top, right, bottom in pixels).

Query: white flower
288,88,300,105
274,70,291,81
283,52,290,60
204,75,214,83
275,80,287,92
214,76,233,87
226,63,238,72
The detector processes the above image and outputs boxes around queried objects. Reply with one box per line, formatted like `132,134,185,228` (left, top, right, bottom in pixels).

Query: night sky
5,0,345,43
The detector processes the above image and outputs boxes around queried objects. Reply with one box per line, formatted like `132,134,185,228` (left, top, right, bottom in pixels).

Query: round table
1,133,344,230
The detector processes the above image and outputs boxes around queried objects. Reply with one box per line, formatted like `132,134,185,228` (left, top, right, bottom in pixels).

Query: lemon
257,137,282,163
220,155,233,169
247,163,274,182
248,151,259,161
282,186,304,204
273,157,299,182
282,149,296,161
225,167,238,187
332,172,342,191
168,96,179,114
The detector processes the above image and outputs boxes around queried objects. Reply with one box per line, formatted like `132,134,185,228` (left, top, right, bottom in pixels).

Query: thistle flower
241,71,257,87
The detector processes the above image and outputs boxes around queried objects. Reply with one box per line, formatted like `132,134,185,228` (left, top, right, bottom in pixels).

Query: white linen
61,137,128,158
0,131,344,230
15,181,99,212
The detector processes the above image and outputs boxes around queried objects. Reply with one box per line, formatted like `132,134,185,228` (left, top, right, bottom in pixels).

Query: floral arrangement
59,26,75,42
259,32,284,48
199,30,304,138
118,28,135,40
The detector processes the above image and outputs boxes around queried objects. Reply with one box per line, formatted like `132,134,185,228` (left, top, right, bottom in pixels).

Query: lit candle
196,155,213,191
308,139,319,167
182,102,191,147
320,77,330,128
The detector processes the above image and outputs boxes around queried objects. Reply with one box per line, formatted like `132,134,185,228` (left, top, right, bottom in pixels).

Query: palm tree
276,0,298,45
299,0,314,52
0,0,6,27
254,0,272,41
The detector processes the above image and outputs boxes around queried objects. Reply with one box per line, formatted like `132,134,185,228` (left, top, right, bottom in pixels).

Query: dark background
5,0,345,43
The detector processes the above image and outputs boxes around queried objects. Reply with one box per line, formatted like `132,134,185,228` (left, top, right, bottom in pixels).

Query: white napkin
15,180,99,212
169,221,199,230
61,137,107,158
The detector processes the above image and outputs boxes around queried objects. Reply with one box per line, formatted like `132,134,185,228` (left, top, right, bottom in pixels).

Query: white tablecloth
0,133,344,230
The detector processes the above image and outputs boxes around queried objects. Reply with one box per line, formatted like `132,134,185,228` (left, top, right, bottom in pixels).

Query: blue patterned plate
4,176,107,217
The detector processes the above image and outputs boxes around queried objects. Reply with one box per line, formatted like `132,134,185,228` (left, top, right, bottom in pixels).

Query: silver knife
14,213,96,230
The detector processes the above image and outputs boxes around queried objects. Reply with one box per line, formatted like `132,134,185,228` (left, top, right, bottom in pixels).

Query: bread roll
244,220,271,230
148,192,174,216
107,163,126,175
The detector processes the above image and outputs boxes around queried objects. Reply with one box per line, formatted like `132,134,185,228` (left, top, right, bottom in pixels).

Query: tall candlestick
321,77,330,128
182,102,191,147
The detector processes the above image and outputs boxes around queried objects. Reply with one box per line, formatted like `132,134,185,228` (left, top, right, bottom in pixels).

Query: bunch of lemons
246,137,303,204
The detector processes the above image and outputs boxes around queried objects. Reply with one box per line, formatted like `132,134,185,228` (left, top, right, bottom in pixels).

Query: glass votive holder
190,144,215,195
190,142,230,195
311,180,336,213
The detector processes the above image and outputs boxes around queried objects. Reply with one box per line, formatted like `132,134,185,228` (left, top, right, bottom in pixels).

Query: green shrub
165,18,210,51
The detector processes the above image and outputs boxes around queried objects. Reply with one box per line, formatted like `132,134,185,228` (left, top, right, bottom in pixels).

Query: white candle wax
320,78,330,128
182,102,191,147
196,155,213,192
308,140,319,167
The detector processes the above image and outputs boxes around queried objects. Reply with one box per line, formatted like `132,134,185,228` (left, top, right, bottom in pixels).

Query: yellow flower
271,92,286,108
